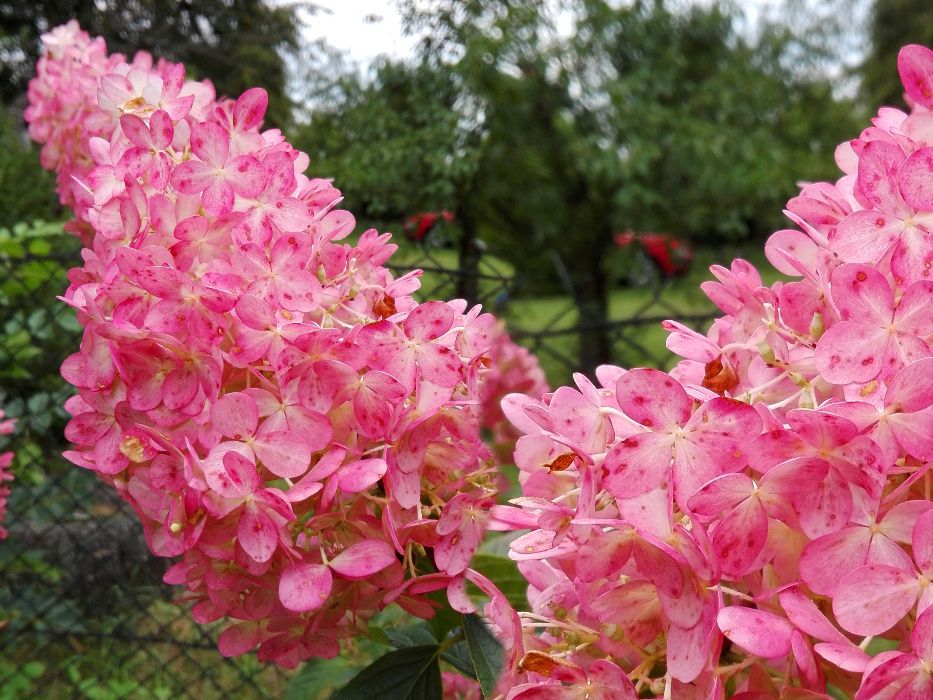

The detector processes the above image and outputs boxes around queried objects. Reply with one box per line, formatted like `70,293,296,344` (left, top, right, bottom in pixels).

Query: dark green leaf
331,645,443,700
440,641,476,679
425,590,462,641
461,614,503,698
386,621,439,648
469,554,528,609
284,658,358,700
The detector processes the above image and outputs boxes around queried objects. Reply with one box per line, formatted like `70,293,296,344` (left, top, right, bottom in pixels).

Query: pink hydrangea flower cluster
497,45,933,699
26,21,543,668
0,409,15,540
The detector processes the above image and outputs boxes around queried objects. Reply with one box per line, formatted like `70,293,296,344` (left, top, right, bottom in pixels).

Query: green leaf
425,590,462,641
331,645,443,700
285,658,359,700
386,621,438,648
461,614,504,699
469,554,527,609
440,641,475,679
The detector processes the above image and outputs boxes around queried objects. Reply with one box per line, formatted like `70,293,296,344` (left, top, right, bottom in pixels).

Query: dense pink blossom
494,43,933,699
28,21,541,670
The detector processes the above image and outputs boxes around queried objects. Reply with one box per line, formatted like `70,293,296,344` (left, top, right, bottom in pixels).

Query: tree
0,0,303,127
861,0,933,108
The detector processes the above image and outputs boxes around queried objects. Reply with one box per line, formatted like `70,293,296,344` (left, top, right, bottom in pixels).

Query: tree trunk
455,202,481,305
573,243,612,377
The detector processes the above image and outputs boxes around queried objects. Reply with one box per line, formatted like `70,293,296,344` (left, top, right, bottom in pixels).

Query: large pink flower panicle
26,23,538,668
0,409,15,540
497,45,933,699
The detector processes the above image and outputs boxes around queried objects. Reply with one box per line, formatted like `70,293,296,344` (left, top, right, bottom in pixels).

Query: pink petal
171,159,216,194
278,562,332,612
667,595,719,683
799,527,871,595
831,263,893,324
211,392,259,439
814,322,889,384
235,294,274,330
548,386,611,453
889,410,933,461
415,344,461,387
238,506,278,563
234,87,268,131
894,281,933,336
765,229,821,276
779,588,849,645
267,197,311,232
403,301,455,341
912,605,933,661
252,431,311,479
686,397,762,462
602,431,673,499
833,564,919,635
912,508,933,574
218,622,261,657
120,113,152,147
201,176,234,216
813,642,869,673
795,468,852,539
829,209,901,264
337,458,387,493
615,368,691,429
634,542,704,628
576,530,634,583
329,540,396,579
189,121,229,167
899,44,933,110
900,146,933,210
886,359,933,412
710,497,768,579
226,155,266,198
149,109,174,149
222,450,261,495
273,269,321,312
687,473,754,517
854,140,909,215
717,606,793,658
591,581,662,647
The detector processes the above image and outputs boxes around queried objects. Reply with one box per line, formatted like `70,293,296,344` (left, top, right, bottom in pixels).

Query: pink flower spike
279,562,333,612
329,540,396,579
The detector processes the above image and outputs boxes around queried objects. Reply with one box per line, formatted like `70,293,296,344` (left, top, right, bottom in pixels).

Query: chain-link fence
0,222,717,699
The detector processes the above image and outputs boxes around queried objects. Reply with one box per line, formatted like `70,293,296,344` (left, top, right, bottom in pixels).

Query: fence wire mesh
0,223,717,699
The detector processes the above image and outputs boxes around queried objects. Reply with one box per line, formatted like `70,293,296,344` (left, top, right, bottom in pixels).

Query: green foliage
861,0,933,109
461,614,503,698
0,112,58,227
330,645,443,700
0,0,304,127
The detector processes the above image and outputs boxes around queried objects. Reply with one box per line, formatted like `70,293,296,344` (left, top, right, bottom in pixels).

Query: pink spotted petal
833,564,920,635
222,450,260,496
149,109,174,149
586,660,638,700
889,410,933,461
238,506,278,563
252,431,311,479
120,113,151,147
403,301,455,341
615,368,691,429
602,431,673,500
717,606,793,658
576,530,633,583
274,269,321,313
591,581,662,647
854,140,909,215
218,622,262,657
666,595,718,684
336,458,387,493
226,155,266,198
831,263,893,324
813,642,869,674
779,588,849,645
765,229,821,276
634,542,704,628
329,540,396,579
900,147,933,210
548,386,611,453
201,176,234,216
912,605,933,661
279,562,332,612
795,469,852,539
894,281,933,335
829,209,901,264
899,44,933,110
686,396,762,462
799,527,871,595
815,322,889,384
688,473,755,517
234,87,268,131
856,652,919,698
189,121,229,167
886,359,933,412
710,497,768,579
267,197,311,232
416,344,461,387
211,392,259,439
912,509,933,574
